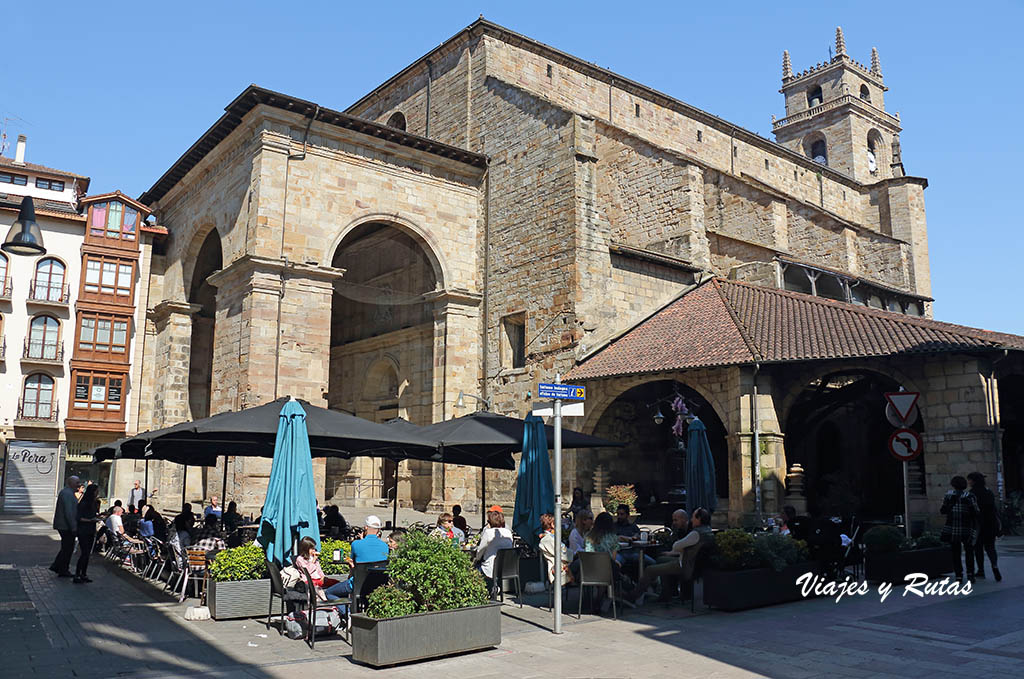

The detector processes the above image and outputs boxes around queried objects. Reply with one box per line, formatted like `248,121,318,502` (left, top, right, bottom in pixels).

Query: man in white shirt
629,508,713,605
567,509,593,561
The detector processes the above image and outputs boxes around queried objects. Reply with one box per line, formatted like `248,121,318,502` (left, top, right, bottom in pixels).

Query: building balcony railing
15,399,59,426
27,281,69,305
22,339,64,364
0,277,11,300
772,93,900,131
0,337,5,361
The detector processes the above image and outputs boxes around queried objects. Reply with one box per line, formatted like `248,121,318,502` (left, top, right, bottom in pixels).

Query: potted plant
863,527,953,583
702,530,815,611
207,543,271,620
604,484,638,516
351,529,501,667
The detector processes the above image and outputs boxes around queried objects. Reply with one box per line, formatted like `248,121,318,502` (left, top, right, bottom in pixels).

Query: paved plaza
1,516,1023,679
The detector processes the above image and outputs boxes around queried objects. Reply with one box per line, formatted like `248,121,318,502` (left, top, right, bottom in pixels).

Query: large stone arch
181,221,223,303
582,372,730,437
324,212,449,290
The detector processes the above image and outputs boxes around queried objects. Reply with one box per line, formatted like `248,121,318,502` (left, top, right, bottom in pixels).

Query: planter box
864,547,954,583
351,603,502,667
703,562,816,611
207,578,271,620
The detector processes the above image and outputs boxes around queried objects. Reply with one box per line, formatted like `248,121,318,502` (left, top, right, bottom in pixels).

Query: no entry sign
888,428,923,462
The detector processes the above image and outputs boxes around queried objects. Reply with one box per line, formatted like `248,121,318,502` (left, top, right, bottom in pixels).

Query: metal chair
577,551,617,619
264,561,306,635
300,567,348,650
350,560,389,616
178,548,208,602
539,551,569,611
494,548,522,607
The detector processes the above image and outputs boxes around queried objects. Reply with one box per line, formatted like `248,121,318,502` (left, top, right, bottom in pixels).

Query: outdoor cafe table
619,539,656,580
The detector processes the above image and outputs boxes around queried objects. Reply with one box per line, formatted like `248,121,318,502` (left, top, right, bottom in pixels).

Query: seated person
629,507,713,605
474,508,515,591
614,504,655,571
221,501,244,532
333,515,391,598
323,505,347,536
568,509,593,562
192,513,227,553
204,496,223,519
537,513,571,584
169,504,195,554
294,536,348,601
430,512,466,544
144,506,168,542
106,506,144,548
452,505,468,533
137,512,155,538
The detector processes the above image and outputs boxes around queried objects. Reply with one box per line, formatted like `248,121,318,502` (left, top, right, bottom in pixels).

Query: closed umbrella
685,418,718,515
512,415,555,549
257,399,320,566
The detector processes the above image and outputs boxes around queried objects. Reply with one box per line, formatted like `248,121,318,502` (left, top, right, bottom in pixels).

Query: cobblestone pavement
1,514,1022,679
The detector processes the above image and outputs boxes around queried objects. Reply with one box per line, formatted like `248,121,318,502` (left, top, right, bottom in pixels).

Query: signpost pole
553,390,563,634
902,460,911,539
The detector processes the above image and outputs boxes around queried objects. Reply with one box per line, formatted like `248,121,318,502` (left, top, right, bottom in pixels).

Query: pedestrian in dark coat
75,484,100,583
967,472,1001,581
941,476,979,582
50,476,81,577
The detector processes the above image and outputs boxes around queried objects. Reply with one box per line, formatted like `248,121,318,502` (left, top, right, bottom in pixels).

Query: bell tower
773,28,903,183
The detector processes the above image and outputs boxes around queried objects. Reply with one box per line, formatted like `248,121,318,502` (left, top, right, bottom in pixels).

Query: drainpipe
274,104,320,399
991,350,1008,501
752,362,762,524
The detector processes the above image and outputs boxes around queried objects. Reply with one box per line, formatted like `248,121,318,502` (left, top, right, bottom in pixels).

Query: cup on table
639,530,649,543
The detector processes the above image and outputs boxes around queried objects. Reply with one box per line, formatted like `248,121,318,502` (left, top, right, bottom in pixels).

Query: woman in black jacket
967,472,1001,581
75,484,100,583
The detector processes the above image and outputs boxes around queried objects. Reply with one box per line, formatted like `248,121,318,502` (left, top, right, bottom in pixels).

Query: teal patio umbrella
685,418,718,515
512,414,555,549
257,399,320,566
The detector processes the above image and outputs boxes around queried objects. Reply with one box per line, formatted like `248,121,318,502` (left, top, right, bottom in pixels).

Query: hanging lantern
2,196,46,255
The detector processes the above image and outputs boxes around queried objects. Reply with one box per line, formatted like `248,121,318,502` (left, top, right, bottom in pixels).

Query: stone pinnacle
782,50,792,79
835,27,847,57
871,47,882,76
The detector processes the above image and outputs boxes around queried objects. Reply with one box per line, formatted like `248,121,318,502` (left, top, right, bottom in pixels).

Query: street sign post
536,379,586,635
885,392,922,539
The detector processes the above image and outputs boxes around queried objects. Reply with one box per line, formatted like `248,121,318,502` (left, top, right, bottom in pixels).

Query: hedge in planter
352,530,499,666
703,530,815,611
207,543,271,620
863,527,953,583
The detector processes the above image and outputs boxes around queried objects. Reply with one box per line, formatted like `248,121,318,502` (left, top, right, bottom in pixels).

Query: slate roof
0,192,84,221
567,278,1024,380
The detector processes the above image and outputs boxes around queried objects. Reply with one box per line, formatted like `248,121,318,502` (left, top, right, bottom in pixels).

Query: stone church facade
120,20,1024,527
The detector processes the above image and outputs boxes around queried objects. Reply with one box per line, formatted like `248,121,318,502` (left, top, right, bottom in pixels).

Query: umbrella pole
181,465,187,509
143,460,148,506
392,459,399,528
221,455,229,510
481,468,487,530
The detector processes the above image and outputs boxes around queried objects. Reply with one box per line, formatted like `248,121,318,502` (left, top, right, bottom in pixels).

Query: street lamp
455,391,491,411
2,196,46,255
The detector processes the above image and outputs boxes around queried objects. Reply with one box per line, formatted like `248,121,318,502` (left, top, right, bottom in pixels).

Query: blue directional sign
538,383,586,400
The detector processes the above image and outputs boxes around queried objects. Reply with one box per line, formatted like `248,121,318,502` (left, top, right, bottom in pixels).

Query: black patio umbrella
408,411,623,525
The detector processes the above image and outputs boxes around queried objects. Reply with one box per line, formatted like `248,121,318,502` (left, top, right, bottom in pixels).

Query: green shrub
319,539,351,576
604,484,638,514
209,543,268,582
365,584,419,619
710,529,758,570
752,534,809,572
900,532,943,551
368,529,488,618
863,525,904,554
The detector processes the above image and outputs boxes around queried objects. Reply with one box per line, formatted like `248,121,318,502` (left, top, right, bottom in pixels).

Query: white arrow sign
885,392,920,423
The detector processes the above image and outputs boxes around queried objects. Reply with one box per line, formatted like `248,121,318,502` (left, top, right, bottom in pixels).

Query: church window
810,139,827,166
697,130,702,142
501,312,526,370
807,86,823,108
904,301,922,316
635,103,641,117
860,84,871,102
546,64,552,78
386,112,406,131
765,159,770,170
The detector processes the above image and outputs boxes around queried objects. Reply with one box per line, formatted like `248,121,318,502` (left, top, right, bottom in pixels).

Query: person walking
75,484,100,583
967,472,1002,582
941,475,980,583
50,476,81,577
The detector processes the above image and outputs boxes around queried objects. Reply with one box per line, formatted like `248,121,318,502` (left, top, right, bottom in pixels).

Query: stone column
425,289,482,509
205,255,345,511
148,300,201,510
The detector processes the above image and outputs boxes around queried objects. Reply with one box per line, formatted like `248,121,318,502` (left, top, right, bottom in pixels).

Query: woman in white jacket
537,513,571,584
474,507,514,589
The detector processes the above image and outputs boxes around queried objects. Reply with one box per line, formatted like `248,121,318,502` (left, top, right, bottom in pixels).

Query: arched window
867,130,884,176
386,112,407,131
33,258,65,302
807,86,823,108
810,139,828,166
21,373,55,419
27,315,60,359
859,84,871,102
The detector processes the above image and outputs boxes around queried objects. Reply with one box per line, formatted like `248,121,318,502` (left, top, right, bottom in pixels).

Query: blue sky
4,1,1021,333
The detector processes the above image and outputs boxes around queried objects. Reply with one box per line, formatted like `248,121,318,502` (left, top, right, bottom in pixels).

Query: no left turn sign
888,428,923,462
